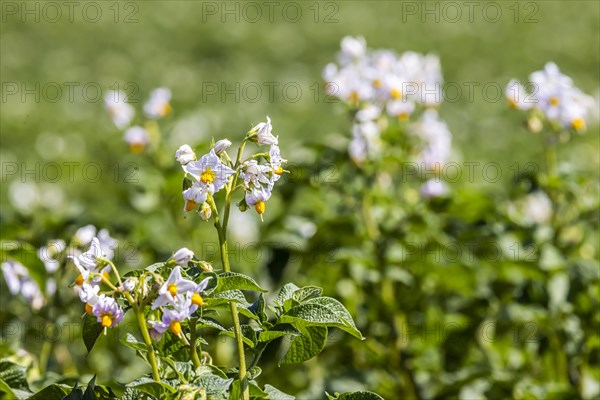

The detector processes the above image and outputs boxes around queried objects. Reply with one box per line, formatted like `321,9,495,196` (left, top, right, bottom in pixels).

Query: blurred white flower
505,79,533,110
1,260,45,310
410,110,452,169
508,62,596,132
420,179,448,198
339,36,367,64
37,239,66,273
124,126,150,153
509,191,553,226
144,88,172,119
74,225,97,246
104,90,135,129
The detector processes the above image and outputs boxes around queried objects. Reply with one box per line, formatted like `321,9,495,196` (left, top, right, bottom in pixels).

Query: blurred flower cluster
104,88,172,153
506,62,596,133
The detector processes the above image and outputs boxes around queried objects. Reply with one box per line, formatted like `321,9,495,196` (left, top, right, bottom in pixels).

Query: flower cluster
70,234,124,330
179,148,235,215
149,264,211,339
1,260,46,310
506,62,595,132
176,117,286,218
409,109,452,170
323,36,450,167
240,117,287,216
104,87,172,153
323,36,443,109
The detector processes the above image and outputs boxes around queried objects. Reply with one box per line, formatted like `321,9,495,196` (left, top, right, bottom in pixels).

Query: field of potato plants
1,1,598,399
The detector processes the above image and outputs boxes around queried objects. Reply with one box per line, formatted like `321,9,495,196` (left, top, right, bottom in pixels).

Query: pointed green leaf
264,384,295,400
215,272,266,293
337,391,385,400
277,297,363,340
82,313,104,353
280,326,327,364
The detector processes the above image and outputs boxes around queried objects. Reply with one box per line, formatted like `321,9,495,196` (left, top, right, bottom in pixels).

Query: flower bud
249,116,278,145
120,278,136,293
527,116,543,133
172,247,194,265
213,139,232,155
237,198,248,212
199,202,211,220
175,144,196,165
197,261,213,272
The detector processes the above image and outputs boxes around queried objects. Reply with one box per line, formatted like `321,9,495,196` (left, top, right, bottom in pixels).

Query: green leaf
26,384,71,400
263,384,295,400
258,329,299,343
277,297,363,340
219,325,257,348
63,383,83,400
214,272,266,293
249,381,268,398
292,286,323,303
208,290,250,308
119,388,154,400
0,379,31,400
274,283,300,306
82,376,97,400
125,378,176,398
337,391,385,400
82,313,104,353
193,373,233,396
249,293,268,322
195,317,227,331
0,360,30,393
280,326,327,365
121,333,148,353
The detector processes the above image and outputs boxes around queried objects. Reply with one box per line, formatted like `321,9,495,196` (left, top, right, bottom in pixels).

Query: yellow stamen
192,293,206,307
85,303,93,314
75,274,84,286
170,321,182,335
255,201,265,215
160,102,172,117
398,112,410,121
572,117,585,131
101,314,113,328
349,91,359,103
200,168,215,184
167,283,178,297
549,96,559,106
508,98,517,109
391,88,402,99
274,166,283,175
372,79,382,88
185,200,197,212
129,143,145,154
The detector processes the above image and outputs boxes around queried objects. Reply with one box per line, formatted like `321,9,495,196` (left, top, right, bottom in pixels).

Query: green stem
545,132,558,177
132,299,161,382
190,319,202,368
213,140,250,400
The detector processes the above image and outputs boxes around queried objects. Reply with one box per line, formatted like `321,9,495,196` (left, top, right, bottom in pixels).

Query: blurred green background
1,0,599,398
